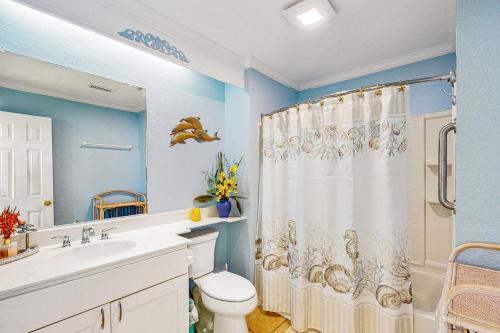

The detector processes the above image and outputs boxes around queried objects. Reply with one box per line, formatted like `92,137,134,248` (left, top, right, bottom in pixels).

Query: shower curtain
256,86,413,333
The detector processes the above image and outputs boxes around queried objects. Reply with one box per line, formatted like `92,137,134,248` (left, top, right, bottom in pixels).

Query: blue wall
0,87,146,224
225,69,298,282
299,53,456,115
455,0,500,267
0,1,226,214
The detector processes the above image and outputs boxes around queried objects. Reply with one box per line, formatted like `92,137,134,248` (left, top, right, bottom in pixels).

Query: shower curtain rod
261,70,456,119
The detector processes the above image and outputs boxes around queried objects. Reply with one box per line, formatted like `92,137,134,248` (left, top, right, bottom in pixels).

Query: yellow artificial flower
227,177,238,193
215,189,222,201
218,171,227,182
215,183,228,202
229,164,238,174
217,182,227,192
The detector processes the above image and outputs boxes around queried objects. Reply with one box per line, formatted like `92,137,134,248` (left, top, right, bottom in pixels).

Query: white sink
53,240,136,262
0,223,190,302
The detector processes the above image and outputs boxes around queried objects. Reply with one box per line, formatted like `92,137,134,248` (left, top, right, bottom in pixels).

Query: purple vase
216,199,231,218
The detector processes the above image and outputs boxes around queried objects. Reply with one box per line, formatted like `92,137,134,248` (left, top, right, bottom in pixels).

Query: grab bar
438,122,456,212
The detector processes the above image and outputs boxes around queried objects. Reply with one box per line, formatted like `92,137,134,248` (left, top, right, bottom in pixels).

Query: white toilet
183,228,257,333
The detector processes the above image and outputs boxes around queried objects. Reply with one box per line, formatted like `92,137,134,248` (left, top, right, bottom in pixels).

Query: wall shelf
179,216,246,232
426,162,452,167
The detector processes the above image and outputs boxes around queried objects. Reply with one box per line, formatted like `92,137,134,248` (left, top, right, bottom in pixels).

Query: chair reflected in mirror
92,190,147,220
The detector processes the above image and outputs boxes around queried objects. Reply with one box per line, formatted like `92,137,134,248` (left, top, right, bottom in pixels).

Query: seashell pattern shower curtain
256,86,413,333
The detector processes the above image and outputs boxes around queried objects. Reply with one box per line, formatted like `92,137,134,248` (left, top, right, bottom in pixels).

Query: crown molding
298,43,455,91
245,57,300,90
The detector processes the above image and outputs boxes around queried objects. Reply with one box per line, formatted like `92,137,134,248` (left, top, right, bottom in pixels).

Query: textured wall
225,69,298,282
0,87,146,224
299,53,456,115
0,1,226,215
456,0,500,266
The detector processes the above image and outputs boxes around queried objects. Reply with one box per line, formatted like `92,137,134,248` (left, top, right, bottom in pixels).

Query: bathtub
411,265,446,333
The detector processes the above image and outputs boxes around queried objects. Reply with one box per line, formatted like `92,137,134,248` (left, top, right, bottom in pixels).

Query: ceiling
0,51,146,112
135,0,456,89
13,0,456,90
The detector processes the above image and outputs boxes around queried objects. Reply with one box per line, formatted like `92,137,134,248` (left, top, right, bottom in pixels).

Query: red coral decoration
0,206,22,242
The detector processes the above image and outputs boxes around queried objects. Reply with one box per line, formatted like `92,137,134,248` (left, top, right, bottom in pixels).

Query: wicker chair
92,190,147,220
438,242,500,333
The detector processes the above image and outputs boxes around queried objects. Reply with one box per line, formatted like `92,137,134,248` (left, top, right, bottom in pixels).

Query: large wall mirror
0,51,147,230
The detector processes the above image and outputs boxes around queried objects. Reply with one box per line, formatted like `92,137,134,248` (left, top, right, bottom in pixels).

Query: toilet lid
199,271,256,302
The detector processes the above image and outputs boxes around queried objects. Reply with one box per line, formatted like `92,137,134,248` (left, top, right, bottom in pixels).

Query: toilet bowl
182,228,257,333
197,271,257,333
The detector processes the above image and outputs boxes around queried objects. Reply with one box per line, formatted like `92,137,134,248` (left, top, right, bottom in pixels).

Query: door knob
43,200,52,206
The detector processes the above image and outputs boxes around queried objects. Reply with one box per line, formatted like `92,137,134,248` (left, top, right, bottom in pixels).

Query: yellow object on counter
189,208,201,222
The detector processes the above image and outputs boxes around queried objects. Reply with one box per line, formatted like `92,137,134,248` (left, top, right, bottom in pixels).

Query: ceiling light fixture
283,0,336,30
297,8,323,26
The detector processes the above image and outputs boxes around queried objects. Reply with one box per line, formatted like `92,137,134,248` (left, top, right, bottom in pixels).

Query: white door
110,275,189,333
31,306,111,333
0,111,54,229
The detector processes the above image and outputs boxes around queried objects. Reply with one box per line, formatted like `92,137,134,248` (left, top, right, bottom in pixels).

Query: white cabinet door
31,305,110,333
110,275,189,333
0,111,54,229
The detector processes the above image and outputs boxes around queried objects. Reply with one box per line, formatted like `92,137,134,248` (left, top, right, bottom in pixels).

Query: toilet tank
182,228,219,279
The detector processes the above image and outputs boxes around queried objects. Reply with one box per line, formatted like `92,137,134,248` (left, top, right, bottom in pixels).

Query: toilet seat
198,271,256,302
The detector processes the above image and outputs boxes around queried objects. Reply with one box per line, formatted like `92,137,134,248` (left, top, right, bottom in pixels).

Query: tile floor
246,307,293,333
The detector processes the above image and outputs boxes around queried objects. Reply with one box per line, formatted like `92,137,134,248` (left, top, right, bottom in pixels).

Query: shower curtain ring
442,88,457,105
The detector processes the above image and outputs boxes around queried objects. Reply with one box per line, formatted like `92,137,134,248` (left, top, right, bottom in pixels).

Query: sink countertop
0,223,190,301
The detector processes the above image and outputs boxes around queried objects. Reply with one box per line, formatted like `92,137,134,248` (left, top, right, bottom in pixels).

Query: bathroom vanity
0,211,246,333
0,225,190,333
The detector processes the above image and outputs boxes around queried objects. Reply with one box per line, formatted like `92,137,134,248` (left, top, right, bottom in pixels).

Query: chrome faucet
81,227,95,244
52,235,71,248
101,227,117,240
